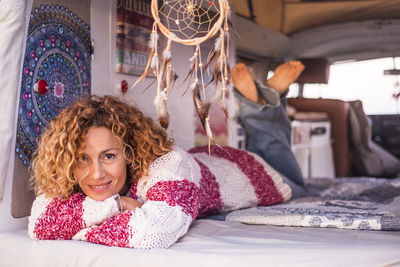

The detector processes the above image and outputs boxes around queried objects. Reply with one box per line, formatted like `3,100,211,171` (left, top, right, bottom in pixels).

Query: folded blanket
209,177,400,231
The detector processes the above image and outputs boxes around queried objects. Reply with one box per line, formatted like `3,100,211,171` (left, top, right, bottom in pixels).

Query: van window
287,57,400,115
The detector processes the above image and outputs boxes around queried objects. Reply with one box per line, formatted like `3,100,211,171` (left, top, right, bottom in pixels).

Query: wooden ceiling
229,0,400,35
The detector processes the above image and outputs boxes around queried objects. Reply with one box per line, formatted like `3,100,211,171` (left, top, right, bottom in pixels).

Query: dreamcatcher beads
149,30,158,49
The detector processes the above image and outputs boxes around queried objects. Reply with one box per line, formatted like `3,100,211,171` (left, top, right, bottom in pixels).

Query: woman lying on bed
28,61,306,249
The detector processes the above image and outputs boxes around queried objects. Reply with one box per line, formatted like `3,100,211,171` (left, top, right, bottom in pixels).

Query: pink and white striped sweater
28,146,291,249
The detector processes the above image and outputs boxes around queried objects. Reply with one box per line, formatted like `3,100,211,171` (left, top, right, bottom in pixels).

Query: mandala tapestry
16,4,91,166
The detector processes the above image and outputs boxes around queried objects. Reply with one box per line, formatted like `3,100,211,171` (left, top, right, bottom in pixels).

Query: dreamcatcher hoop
134,0,231,149
151,0,228,46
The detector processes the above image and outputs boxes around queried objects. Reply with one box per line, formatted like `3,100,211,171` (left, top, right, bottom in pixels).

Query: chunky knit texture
28,146,291,249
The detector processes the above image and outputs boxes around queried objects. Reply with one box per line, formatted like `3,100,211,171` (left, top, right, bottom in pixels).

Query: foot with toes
231,63,259,103
266,61,305,95
231,61,305,103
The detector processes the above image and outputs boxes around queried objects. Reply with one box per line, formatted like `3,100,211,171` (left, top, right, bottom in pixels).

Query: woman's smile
88,181,112,192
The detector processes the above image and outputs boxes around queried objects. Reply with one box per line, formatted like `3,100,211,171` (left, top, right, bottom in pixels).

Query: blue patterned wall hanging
16,4,91,166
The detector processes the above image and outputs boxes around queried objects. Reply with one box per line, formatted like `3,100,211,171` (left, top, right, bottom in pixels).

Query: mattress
1,219,399,267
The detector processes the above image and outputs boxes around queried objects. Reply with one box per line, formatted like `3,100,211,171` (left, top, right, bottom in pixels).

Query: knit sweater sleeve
72,149,202,249
28,193,120,240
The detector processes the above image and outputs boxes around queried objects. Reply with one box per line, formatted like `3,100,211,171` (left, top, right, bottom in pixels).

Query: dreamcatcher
133,0,231,146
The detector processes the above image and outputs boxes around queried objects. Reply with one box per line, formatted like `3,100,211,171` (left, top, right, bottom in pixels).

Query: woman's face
73,127,127,201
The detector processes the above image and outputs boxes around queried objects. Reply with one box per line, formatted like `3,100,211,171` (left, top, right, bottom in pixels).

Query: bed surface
2,177,400,266
1,219,399,267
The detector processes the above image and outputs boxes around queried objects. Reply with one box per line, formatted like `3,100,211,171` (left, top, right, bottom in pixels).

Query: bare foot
231,63,259,103
266,61,305,95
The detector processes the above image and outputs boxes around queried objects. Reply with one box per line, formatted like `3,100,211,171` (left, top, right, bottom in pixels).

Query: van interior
0,0,400,266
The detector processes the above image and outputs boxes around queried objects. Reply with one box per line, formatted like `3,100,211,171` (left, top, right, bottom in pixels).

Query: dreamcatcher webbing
133,0,231,148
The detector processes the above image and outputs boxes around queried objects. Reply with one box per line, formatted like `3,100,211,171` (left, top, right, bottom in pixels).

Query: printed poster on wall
116,0,154,76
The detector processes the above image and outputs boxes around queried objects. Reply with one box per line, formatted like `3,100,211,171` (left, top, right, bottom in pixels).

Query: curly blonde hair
31,95,173,198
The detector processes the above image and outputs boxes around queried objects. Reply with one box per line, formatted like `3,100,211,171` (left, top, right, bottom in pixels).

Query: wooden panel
283,0,400,34
253,0,283,33
230,0,400,35
229,0,250,17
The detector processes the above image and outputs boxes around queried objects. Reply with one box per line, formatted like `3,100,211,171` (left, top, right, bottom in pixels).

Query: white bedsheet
1,219,399,267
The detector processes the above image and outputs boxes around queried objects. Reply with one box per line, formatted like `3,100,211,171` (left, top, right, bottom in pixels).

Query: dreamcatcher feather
132,0,231,150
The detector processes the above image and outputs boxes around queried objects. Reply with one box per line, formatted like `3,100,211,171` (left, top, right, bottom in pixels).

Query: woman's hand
119,196,142,211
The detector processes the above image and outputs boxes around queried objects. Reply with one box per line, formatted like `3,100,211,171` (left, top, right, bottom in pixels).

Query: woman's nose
91,160,105,180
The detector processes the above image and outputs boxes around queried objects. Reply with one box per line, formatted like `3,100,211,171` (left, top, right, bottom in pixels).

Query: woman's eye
79,155,88,162
104,153,115,160
77,154,89,165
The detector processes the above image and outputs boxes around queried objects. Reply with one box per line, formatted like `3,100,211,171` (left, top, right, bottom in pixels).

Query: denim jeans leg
234,82,306,197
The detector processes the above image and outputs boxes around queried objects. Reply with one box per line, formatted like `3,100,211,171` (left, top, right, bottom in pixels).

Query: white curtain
0,0,33,202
